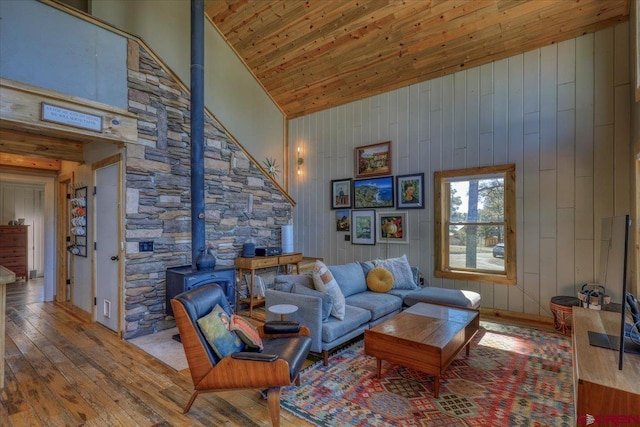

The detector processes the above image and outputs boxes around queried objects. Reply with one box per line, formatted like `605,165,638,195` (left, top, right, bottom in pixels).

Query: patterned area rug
281,321,574,426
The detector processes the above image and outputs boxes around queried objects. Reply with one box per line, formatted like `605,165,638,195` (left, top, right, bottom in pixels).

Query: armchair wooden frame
171,292,310,427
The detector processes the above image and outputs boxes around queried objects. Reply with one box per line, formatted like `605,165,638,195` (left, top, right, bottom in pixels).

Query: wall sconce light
297,147,304,175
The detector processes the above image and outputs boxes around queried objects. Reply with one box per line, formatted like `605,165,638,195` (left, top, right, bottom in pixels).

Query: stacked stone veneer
123,40,292,339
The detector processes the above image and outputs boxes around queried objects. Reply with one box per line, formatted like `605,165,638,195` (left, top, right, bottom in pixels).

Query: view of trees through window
447,176,505,272
435,164,515,284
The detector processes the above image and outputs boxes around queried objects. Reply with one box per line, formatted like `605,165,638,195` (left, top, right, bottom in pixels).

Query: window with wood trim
434,164,516,285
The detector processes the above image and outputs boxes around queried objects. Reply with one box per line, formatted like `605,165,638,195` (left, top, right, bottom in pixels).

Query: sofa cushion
197,304,245,358
366,267,394,293
321,305,371,343
404,287,482,310
345,291,403,321
374,254,418,290
387,288,416,300
329,262,367,297
313,260,346,320
292,283,333,322
359,261,375,277
274,274,313,293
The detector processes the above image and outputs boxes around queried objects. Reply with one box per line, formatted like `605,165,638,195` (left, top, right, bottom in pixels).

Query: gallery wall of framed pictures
330,141,424,245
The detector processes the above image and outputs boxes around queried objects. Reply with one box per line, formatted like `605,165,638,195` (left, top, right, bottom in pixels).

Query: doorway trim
57,173,72,304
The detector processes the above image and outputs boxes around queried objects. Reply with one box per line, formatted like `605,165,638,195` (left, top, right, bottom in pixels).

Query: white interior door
95,163,120,331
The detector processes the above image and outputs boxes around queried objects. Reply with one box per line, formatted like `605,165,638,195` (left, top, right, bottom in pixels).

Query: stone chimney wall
123,40,292,339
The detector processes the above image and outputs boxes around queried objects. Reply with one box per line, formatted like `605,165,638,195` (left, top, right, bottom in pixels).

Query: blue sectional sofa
265,260,481,365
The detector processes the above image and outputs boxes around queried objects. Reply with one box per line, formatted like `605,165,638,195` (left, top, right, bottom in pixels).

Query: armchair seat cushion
262,336,312,381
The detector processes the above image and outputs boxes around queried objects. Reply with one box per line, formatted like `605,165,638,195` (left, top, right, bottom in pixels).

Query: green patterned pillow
197,304,244,358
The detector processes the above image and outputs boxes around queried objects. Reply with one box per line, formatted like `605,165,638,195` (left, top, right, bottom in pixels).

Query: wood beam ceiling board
227,1,331,54
207,0,629,118
248,1,396,73
0,153,62,171
275,22,504,110
252,1,464,87
206,0,278,36
0,128,84,163
260,13,400,92
0,78,138,146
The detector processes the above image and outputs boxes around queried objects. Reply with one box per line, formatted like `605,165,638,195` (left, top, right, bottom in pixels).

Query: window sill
435,269,516,285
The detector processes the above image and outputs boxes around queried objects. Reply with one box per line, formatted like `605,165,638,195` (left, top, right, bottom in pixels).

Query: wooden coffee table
364,302,479,397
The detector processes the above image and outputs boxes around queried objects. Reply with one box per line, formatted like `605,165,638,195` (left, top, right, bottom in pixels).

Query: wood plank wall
287,23,632,317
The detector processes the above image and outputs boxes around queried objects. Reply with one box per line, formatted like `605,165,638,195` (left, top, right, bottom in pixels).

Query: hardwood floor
1,280,560,426
1,280,313,427
4,278,45,308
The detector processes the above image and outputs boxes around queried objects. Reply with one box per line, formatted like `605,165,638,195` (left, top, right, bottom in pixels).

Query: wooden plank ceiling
205,0,630,119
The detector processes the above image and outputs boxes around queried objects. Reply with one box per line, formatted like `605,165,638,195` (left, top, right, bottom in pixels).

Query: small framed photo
396,173,425,209
354,176,394,209
351,210,376,245
355,141,392,178
376,211,408,244
331,178,352,209
335,209,350,232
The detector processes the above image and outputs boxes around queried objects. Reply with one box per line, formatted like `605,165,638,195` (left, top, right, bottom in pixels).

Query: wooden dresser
0,225,29,281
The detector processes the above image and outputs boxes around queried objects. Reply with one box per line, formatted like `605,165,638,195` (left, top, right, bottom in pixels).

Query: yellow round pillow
366,267,394,293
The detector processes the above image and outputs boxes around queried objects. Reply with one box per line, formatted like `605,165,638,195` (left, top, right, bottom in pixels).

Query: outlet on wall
139,241,154,252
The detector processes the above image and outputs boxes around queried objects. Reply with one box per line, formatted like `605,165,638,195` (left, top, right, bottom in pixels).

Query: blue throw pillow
197,304,245,358
292,283,333,322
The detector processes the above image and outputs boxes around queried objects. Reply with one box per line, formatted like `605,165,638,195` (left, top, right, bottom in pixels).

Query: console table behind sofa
235,252,303,318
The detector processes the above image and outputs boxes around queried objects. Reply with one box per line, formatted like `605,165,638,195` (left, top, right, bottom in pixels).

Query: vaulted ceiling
205,0,630,119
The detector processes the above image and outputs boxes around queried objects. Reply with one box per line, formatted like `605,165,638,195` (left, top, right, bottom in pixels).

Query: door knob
110,255,119,261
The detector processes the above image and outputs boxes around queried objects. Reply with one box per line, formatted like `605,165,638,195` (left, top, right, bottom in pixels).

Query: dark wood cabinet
0,225,28,281
572,307,640,424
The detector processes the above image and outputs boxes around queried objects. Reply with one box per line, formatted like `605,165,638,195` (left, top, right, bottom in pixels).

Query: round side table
269,303,298,321
549,296,581,336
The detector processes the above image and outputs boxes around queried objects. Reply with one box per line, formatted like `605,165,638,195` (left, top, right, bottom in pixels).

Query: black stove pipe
190,0,205,268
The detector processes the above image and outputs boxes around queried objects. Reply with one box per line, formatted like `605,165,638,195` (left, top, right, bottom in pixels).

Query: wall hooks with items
69,186,88,257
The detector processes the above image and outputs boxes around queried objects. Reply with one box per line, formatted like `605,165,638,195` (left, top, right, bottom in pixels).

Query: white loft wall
288,23,632,317
91,0,286,187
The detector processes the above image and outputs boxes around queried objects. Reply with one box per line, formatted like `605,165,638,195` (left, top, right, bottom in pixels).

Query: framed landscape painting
351,210,375,245
335,209,350,232
331,178,352,209
355,141,392,178
376,211,408,244
353,176,394,209
396,173,424,209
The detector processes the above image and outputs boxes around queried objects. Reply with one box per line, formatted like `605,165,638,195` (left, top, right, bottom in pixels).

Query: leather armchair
171,283,311,426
